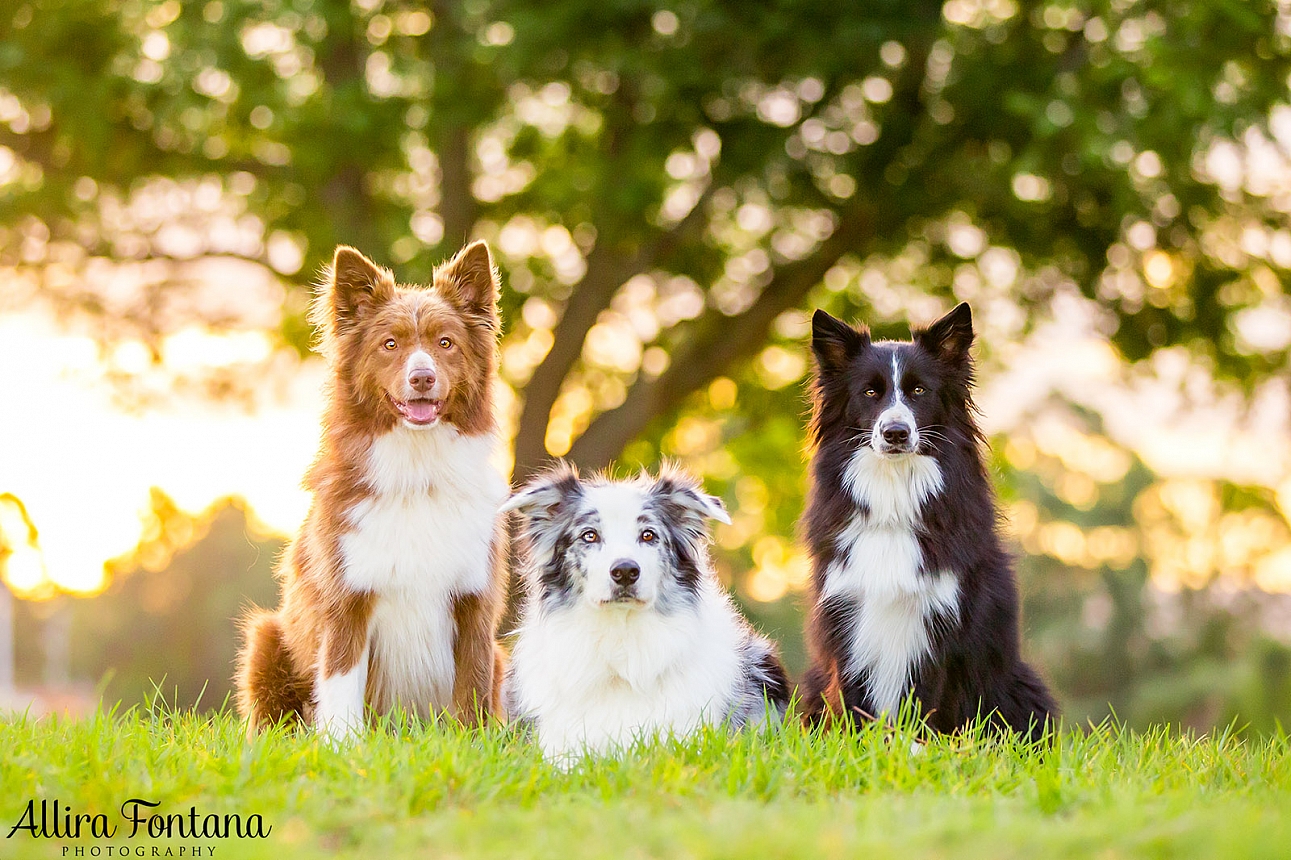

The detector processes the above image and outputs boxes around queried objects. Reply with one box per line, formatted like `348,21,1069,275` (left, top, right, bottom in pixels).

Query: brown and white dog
236,241,509,739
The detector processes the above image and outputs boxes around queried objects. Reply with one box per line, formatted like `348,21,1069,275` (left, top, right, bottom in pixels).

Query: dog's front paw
317,715,362,748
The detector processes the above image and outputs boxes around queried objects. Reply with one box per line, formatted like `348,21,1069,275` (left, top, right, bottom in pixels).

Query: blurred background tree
2,0,1290,727
9,492,281,710
69,491,282,710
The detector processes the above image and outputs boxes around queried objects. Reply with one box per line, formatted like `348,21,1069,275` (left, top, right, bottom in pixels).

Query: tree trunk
437,124,478,250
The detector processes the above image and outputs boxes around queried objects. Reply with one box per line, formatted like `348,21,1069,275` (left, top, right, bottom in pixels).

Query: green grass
2,709,1289,859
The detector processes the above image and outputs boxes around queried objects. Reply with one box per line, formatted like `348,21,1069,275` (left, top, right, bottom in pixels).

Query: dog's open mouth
390,396,444,426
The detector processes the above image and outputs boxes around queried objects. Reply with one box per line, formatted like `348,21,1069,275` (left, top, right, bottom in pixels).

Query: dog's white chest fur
824,448,959,717
339,425,505,715
509,586,747,759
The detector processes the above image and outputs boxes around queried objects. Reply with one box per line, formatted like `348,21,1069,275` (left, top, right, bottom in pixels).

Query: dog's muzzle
604,559,643,604
874,419,917,455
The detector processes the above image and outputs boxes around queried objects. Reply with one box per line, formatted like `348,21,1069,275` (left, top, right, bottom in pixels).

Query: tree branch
558,33,936,472
510,182,716,481
565,201,877,472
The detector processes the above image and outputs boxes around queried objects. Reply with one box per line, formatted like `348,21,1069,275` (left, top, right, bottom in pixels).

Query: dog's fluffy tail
236,609,309,737
992,662,1059,743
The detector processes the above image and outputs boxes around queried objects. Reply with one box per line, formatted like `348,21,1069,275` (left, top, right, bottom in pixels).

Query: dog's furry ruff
503,464,790,760
235,242,508,738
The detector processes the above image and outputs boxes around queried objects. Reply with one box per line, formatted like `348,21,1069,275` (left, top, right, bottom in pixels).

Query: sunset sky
0,305,319,595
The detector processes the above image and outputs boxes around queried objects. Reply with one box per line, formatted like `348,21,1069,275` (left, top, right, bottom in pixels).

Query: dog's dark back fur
800,303,1055,740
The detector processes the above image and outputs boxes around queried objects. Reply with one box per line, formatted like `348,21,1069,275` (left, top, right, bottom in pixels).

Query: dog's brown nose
408,368,436,393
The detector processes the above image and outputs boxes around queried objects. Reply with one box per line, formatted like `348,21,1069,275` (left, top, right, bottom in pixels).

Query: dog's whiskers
845,427,874,449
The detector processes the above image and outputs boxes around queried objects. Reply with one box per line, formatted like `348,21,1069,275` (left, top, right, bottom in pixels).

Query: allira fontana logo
7,798,271,844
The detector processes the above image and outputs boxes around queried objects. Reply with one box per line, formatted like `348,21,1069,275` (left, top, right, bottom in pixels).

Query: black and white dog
801,302,1055,740
501,463,791,759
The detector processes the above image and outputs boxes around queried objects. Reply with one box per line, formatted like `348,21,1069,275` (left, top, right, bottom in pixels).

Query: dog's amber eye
864,388,878,397
640,529,657,544
912,386,926,396
579,528,599,544
383,338,397,351
439,337,453,350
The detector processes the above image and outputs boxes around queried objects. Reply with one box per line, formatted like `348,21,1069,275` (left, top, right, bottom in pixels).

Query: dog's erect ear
648,465,732,526
330,246,394,325
915,302,974,364
811,309,869,373
500,462,582,522
435,240,500,328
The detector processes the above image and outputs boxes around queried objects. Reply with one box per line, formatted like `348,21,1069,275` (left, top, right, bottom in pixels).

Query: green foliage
2,0,1289,466
1,712,1290,858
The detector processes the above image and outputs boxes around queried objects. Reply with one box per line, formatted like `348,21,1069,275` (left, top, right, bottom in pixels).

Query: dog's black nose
610,560,640,586
882,425,911,446
408,368,437,393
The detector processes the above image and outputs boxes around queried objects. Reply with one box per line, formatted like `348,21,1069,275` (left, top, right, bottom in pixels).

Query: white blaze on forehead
583,483,650,544
872,349,916,449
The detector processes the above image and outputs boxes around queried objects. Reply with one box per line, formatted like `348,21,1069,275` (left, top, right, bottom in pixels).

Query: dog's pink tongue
405,400,441,423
